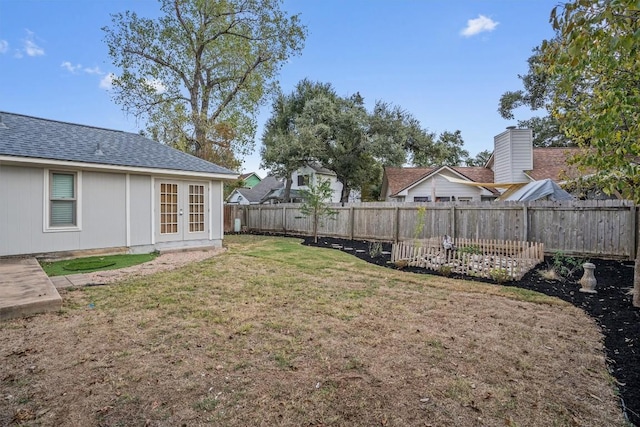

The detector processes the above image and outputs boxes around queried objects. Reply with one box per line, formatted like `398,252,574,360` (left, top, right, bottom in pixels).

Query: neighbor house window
50,172,77,227
189,184,205,232
436,196,451,202
297,174,310,186
413,196,430,202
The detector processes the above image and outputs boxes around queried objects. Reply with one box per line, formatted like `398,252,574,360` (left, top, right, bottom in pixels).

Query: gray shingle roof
232,175,283,203
0,112,236,175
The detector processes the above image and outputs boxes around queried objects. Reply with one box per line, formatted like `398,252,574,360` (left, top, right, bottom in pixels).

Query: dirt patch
302,236,640,426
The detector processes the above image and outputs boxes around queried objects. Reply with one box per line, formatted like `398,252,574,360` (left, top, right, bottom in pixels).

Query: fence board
226,200,637,259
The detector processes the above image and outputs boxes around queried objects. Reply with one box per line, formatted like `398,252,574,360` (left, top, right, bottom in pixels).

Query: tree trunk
283,177,293,203
313,211,318,243
634,252,640,308
340,186,351,204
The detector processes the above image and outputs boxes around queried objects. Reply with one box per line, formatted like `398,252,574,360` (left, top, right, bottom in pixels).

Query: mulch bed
301,236,640,426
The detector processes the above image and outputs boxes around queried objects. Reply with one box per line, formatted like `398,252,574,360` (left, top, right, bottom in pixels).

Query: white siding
80,171,127,249
0,164,225,256
227,190,250,205
493,128,533,184
291,166,343,203
130,174,152,246
406,171,484,202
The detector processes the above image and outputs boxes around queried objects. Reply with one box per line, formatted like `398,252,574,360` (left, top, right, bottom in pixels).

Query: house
238,172,261,189
0,112,238,257
226,175,283,205
382,127,582,202
259,163,347,204
291,163,343,203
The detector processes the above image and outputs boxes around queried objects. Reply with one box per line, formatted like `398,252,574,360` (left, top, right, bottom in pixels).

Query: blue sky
1,0,558,176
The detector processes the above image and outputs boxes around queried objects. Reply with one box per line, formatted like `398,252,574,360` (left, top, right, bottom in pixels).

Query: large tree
418,130,469,167
542,0,640,306
261,80,337,201
498,44,574,147
103,0,306,170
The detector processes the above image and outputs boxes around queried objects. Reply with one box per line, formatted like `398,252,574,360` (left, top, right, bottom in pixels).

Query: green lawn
39,252,158,276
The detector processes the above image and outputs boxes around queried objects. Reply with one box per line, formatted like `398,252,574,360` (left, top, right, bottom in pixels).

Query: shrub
490,267,511,284
439,265,453,277
368,242,383,258
550,251,587,282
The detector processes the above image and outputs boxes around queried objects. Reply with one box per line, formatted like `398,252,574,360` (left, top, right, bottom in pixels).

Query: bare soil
0,235,631,426
302,236,640,426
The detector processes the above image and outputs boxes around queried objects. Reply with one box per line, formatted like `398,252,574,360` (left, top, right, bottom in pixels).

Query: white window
45,170,81,231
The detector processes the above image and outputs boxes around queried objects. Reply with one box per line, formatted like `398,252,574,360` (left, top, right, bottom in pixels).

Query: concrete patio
0,257,62,321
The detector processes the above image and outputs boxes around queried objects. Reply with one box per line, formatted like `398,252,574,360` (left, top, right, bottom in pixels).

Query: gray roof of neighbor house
0,112,236,176
232,175,283,203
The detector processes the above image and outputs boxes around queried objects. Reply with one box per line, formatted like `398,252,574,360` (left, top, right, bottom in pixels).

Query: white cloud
23,30,44,56
461,15,499,37
84,66,102,75
0,40,8,54
61,61,82,73
99,73,115,90
146,78,167,94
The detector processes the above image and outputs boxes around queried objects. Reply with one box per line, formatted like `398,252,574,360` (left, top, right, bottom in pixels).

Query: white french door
156,180,209,242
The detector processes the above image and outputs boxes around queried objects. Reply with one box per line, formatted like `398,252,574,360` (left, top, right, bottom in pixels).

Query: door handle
179,209,183,216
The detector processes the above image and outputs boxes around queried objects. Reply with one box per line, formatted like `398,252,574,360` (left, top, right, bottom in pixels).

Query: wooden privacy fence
225,199,638,260
391,238,545,280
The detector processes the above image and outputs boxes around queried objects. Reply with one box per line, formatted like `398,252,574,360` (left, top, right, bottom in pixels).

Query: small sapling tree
299,178,337,243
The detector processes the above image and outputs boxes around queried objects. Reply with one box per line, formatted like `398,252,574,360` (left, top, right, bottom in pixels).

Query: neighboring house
260,163,347,204
290,163,343,203
382,166,497,202
226,175,283,205
382,127,582,202
238,172,261,189
0,112,237,257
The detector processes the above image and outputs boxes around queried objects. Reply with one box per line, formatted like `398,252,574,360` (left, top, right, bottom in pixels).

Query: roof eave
0,155,239,180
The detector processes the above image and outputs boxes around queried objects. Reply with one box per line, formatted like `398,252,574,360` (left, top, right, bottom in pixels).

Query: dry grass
0,235,625,426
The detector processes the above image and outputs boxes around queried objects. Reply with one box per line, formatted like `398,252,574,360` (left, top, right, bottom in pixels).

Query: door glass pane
189,184,205,232
160,183,178,234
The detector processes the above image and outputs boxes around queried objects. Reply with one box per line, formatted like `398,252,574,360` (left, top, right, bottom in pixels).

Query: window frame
44,169,82,232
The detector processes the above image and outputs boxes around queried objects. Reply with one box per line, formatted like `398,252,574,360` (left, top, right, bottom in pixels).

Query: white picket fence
390,238,545,281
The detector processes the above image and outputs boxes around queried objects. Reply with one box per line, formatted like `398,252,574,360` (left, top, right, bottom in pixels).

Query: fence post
450,205,456,239
349,206,355,240
283,206,287,235
258,206,262,233
394,206,400,243
630,203,637,260
523,204,529,242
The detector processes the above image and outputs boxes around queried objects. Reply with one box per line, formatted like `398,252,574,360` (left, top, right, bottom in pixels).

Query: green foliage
368,242,383,258
103,0,307,170
40,253,158,277
490,268,511,284
498,43,574,147
550,251,586,282
261,80,336,201
261,79,470,202
299,178,338,243
458,245,482,256
543,0,640,202
417,130,469,167
465,149,492,167
439,265,453,277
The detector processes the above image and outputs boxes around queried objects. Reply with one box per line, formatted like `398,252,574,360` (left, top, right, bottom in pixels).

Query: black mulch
301,236,640,426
